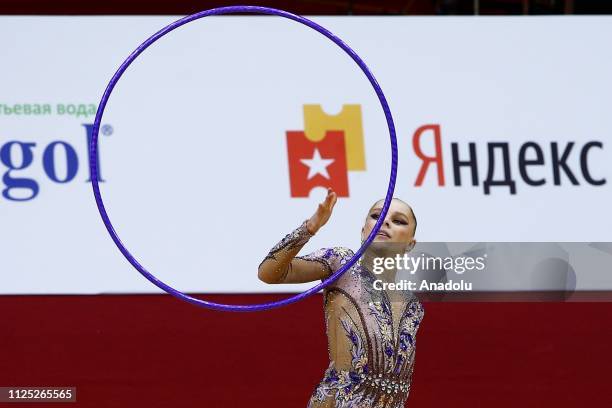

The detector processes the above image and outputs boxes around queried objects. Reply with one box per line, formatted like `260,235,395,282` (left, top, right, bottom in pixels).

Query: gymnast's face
361,199,416,250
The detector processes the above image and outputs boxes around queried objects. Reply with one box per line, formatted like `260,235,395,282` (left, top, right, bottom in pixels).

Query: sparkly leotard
259,221,425,408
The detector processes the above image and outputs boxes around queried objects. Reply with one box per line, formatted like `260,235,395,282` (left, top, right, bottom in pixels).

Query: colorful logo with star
286,105,366,197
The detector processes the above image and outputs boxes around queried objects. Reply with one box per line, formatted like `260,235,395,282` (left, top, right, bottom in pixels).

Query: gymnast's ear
407,239,416,253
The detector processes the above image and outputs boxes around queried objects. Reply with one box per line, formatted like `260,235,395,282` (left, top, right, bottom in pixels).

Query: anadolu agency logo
286,105,366,197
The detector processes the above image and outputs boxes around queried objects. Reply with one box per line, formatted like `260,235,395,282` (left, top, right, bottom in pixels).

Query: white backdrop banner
1,16,611,294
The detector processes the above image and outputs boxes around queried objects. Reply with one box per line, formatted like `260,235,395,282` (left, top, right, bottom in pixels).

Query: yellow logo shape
303,104,366,171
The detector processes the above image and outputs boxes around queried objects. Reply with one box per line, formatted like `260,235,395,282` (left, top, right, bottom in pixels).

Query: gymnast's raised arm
257,188,337,284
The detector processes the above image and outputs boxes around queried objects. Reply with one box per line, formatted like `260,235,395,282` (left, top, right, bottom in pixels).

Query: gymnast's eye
370,213,380,220
394,219,408,225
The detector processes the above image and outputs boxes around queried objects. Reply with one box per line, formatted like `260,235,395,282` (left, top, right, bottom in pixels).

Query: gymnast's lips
376,230,391,239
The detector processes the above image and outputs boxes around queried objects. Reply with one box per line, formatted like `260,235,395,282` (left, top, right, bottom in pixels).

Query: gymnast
258,187,425,407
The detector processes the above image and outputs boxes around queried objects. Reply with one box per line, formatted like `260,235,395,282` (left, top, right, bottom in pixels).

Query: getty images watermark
362,242,612,301
368,251,487,292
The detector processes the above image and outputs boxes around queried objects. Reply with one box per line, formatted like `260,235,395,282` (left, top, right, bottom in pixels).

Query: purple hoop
90,5,398,312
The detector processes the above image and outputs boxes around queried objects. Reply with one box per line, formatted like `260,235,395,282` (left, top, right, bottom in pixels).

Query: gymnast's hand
306,188,338,235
